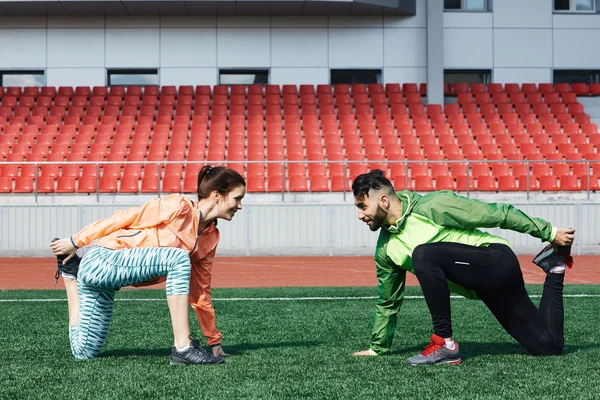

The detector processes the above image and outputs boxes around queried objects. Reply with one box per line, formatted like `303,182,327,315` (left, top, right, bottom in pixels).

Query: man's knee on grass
532,332,563,356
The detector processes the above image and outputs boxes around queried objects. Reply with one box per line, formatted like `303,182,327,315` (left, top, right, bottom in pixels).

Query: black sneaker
52,237,81,282
533,244,574,273
170,339,225,366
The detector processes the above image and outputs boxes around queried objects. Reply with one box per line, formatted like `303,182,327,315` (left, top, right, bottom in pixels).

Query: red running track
1,255,598,290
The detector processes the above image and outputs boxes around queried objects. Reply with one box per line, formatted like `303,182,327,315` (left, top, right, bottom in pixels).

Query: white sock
444,340,455,350
176,343,191,352
549,263,566,274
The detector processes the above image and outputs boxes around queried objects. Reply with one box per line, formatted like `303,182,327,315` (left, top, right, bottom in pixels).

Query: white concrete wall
0,1,599,87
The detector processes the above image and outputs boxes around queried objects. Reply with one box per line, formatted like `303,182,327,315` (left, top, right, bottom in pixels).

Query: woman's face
216,185,246,221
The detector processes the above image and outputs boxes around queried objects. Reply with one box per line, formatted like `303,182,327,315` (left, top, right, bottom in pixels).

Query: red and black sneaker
533,244,574,273
407,334,462,366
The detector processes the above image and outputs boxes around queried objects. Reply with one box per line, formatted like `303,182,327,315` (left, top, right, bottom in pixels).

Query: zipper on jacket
116,231,142,239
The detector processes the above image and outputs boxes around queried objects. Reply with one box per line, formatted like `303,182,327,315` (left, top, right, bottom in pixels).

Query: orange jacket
71,194,223,345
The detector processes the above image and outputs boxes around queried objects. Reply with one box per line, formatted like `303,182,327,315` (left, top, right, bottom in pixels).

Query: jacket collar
384,192,416,234
190,199,216,237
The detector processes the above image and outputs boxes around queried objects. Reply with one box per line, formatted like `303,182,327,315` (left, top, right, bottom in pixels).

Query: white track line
1,294,600,303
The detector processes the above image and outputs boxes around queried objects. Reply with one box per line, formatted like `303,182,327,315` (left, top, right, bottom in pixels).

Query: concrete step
578,96,600,107
577,97,600,120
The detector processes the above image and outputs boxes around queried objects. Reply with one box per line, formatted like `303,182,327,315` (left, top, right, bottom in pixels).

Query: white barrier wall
1,202,597,257
1,1,598,86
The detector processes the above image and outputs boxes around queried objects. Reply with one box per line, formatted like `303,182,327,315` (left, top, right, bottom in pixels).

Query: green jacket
370,190,556,355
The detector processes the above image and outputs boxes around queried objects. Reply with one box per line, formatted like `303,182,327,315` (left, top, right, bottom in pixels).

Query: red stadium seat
435,175,455,191
477,176,497,192
456,175,476,191
414,176,434,191
539,175,559,191
498,175,518,191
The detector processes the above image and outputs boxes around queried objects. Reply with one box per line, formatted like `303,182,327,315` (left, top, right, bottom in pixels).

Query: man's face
354,191,388,232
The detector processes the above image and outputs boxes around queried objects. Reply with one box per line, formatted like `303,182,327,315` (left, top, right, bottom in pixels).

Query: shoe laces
421,341,444,356
187,336,213,356
54,262,64,285
565,256,574,269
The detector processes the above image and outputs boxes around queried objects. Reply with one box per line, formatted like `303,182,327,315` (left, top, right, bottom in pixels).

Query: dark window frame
553,70,600,84
444,69,492,85
330,69,382,85
218,69,269,85
553,0,598,12
0,70,45,87
444,0,491,12
107,69,159,87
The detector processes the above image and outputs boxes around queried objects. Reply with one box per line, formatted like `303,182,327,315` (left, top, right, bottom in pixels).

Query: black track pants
411,242,564,356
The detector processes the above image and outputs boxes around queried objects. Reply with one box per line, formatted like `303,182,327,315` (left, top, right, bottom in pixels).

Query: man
351,170,575,365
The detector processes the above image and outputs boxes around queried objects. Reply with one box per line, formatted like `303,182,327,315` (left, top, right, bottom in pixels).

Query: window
330,69,381,85
219,70,269,85
444,0,489,11
554,0,596,12
554,70,600,84
444,69,492,85
0,71,45,86
107,69,158,86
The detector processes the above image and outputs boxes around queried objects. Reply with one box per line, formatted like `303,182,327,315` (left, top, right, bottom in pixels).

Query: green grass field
1,285,599,400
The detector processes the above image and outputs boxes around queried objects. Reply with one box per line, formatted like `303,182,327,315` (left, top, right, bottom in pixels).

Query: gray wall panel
0,10,596,86
2,203,596,257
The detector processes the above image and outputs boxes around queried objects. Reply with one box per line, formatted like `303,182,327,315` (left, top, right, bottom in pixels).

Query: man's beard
369,205,388,231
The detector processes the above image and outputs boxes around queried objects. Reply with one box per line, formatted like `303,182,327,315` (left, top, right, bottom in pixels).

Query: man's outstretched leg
476,275,564,356
479,246,569,356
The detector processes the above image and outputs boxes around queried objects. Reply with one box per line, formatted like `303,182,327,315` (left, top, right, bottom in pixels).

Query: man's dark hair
352,169,395,199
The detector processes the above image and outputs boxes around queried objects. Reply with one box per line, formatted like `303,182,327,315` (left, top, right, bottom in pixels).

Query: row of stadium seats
0,97,587,114
2,82,600,99
1,83,411,99
1,122,599,158
0,91,583,105
446,83,600,96
0,110,591,127
3,159,598,183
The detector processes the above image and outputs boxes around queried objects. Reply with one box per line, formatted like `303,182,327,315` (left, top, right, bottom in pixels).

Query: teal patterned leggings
69,246,191,360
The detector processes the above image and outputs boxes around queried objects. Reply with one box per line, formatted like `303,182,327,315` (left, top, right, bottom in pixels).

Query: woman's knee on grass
69,330,101,360
72,348,100,360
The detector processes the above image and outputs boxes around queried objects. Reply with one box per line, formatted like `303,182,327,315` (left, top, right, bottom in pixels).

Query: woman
51,165,246,365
